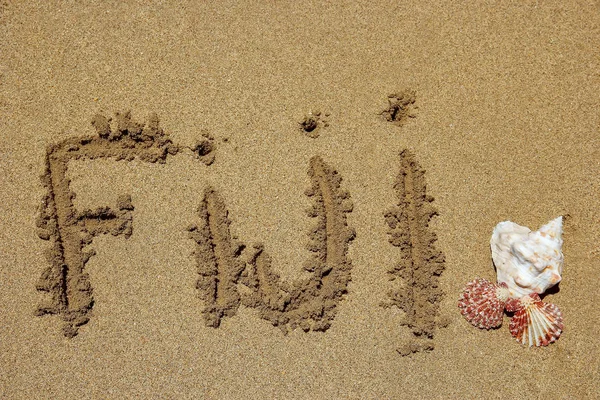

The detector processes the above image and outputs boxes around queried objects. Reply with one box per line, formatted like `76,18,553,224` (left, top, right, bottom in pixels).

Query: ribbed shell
509,293,563,347
504,297,522,313
458,278,507,329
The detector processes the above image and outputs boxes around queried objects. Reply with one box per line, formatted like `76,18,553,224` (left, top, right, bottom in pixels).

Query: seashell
458,278,510,329
508,293,563,347
491,216,563,298
504,297,522,313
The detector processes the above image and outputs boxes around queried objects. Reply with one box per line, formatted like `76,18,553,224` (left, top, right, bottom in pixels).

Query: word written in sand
35,112,446,353
188,156,355,332
35,112,217,337
382,149,446,356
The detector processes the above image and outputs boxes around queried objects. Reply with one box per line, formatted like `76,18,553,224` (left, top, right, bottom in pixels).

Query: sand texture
1,1,599,399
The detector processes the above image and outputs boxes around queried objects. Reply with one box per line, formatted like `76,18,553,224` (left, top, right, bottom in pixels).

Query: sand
1,1,599,398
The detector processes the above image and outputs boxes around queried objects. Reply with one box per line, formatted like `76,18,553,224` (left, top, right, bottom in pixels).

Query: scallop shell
509,293,563,347
458,278,510,329
491,216,563,298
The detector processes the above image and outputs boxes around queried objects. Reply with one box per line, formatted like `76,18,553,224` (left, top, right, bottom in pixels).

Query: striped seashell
509,293,563,347
504,297,522,313
458,278,510,329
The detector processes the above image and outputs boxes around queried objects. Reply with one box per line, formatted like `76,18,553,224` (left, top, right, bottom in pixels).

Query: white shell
491,216,563,298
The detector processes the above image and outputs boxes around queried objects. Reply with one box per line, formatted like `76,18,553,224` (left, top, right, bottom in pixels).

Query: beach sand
1,1,599,398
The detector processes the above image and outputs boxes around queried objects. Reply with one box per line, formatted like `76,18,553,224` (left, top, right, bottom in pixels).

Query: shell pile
458,217,565,347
